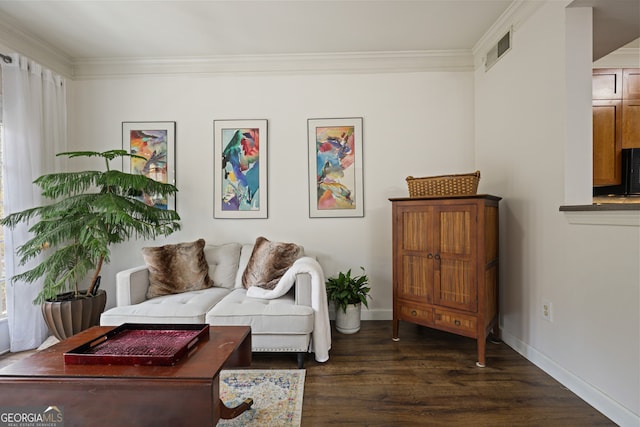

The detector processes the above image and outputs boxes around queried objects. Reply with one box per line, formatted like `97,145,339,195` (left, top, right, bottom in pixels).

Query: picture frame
308,117,364,218
213,119,268,219
122,121,176,210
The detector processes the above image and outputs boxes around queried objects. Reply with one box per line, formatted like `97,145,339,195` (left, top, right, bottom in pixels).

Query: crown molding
593,47,640,68
3,1,543,79
71,50,475,79
0,10,475,79
0,14,73,77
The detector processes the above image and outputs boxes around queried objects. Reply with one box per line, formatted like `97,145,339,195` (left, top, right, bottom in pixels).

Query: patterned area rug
217,369,305,427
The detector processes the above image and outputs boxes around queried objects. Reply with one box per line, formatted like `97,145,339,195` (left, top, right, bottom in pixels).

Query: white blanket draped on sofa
246,257,331,362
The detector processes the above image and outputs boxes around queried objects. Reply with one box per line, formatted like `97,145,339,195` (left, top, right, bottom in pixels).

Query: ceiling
0,0,515,60
0,0,636,77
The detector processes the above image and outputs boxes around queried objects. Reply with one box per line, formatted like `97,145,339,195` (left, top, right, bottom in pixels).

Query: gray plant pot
335,303,362,334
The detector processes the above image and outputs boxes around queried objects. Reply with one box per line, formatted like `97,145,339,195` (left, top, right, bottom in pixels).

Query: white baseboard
328,308,391,321
360,309,392,321
501,329,639,427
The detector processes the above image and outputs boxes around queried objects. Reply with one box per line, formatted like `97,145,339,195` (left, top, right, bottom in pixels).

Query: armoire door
432,203,478,312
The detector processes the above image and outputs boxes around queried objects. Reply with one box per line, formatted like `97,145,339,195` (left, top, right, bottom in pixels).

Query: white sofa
100,242,331,367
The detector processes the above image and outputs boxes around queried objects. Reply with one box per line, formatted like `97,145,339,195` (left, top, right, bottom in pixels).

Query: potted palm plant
325,267,371,334
0,149,181,340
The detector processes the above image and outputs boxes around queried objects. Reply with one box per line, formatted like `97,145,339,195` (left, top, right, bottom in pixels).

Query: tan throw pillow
143,239,213,299
242,236,303,290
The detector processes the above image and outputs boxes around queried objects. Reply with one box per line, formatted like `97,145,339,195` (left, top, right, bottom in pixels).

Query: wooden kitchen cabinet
390,195,501,367
593,99,622,185
593,68,640,187
592,68,622,100
621,68,640,148
622,69,640,100
623,99,640,148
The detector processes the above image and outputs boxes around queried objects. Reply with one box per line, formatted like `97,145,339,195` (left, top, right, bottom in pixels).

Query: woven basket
406,171,480,197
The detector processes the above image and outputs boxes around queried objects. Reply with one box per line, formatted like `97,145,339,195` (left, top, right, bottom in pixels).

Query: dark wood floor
1,321,615,426
251,320,614,426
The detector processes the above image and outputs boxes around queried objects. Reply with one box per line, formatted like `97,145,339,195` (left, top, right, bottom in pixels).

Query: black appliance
593,148,640,196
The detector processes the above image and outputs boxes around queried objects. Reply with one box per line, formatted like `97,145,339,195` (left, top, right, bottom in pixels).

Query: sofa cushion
234,244,256,289
241,237,303,290
101,286,231,325
204,243,242,289
206,289,314,334
143,239,212,299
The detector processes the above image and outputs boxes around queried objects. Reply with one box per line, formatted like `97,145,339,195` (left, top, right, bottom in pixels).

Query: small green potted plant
325,267,371,334
1,149,181,340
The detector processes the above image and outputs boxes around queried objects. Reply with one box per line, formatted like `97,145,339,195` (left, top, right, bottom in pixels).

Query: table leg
219,397,254,419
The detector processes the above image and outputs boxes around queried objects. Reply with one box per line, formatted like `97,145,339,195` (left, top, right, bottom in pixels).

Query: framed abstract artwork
213,119,268,219
307,117,364,218
122,121,176,210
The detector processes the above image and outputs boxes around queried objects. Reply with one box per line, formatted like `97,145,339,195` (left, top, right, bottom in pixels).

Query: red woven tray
64,323,209,366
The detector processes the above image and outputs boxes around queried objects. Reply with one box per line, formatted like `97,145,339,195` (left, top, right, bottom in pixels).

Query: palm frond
57,149,146,162
35,171,101,199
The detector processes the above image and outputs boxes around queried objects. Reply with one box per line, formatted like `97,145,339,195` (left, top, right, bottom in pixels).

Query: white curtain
1,54,67,351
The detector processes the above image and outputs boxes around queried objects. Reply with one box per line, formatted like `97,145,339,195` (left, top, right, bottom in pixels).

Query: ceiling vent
485,29,512,71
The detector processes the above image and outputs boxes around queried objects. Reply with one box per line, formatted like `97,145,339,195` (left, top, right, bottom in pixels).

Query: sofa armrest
116,265,150,306
294,272,312,306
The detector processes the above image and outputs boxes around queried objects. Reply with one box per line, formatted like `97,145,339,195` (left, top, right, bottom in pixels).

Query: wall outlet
542,301,552,321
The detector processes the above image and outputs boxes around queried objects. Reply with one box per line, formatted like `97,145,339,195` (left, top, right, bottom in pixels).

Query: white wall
475,2,639,426
68,71,476,319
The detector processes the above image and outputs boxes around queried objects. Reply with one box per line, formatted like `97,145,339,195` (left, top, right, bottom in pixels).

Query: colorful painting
214,120,268,218
122,121,175,210
308,118,363,218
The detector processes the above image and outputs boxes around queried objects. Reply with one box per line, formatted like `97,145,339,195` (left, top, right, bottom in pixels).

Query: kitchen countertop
560,196,640,211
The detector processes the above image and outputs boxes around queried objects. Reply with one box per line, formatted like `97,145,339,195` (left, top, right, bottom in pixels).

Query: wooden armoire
389,194,501,367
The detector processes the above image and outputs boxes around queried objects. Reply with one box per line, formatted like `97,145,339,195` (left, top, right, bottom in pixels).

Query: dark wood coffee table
0,325,252,427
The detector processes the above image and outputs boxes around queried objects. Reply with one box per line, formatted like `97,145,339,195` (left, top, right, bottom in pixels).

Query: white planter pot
335,303,362,334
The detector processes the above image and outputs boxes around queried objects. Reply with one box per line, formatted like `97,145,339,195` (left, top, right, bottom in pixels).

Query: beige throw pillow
143,239,213,299
203,243,242,289
242,236,303,290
